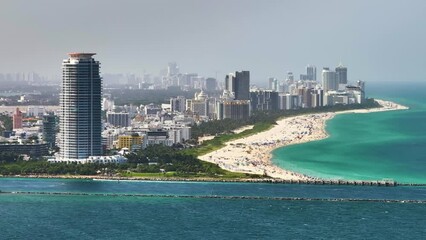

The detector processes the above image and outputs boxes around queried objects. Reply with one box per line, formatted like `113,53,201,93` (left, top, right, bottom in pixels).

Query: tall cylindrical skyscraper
59,53,102,160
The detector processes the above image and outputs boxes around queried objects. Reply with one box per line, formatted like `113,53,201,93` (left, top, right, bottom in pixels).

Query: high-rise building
336,64,348,84
357,80,366,103
59,53,102,161
268,77,278,91
216,100,251,120
204,78,217,91
187,90,209,117
250,91,279,111
286,72,294,84
12,107,23,129
170,96,186,113
225,71,250,100
279,94,301,110
357,80,365,92
306,65,317,81
300,88,314,108
106,112,130,127
322,68,338,92
42,113,57,149
300,74,308,81
167,62,179,76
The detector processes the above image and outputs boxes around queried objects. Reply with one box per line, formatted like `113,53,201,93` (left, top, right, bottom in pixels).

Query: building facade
204,78,217,91
216,100,251,120
42,114,57,149
250,91,279,111
322,68,338,92
12,107,23,129
225,71,250,100
0,143,49,158
336,64,348,84
117,134,143,150
107,112,130,127
306,65,317,81
59,53,102,160
170,96,186,113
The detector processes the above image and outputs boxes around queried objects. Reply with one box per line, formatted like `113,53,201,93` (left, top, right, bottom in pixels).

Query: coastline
199,99,409,180
0,100,409,183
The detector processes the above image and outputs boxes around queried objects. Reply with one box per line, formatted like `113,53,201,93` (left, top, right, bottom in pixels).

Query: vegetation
0,145,259,178
0,114,12,134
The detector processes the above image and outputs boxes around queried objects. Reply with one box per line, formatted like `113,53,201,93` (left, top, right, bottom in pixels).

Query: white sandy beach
199,100,409,180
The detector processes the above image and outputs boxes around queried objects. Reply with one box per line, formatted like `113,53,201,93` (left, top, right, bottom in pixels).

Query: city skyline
0,0,425,83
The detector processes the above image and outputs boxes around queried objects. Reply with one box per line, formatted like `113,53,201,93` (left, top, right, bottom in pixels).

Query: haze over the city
0,0,425,83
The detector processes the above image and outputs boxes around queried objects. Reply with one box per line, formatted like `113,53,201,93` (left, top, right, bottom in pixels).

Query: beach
199,99,409,180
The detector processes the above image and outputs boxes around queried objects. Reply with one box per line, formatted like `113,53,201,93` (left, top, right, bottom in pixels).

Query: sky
0,0,425,84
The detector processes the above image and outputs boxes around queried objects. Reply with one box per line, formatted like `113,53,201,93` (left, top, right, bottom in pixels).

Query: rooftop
68,52,96,59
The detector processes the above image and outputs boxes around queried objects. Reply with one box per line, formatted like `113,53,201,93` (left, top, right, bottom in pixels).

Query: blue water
1,178,426,239
273,82,426,184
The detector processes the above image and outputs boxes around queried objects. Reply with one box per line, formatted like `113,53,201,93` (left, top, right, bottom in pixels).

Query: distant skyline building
268,77,278,92
306,65,317,81
12,107,23,129
336,64,348,84
204,77,217,91
322,67,338,92
286,72,294,83
59,53,102,161
167,62,179,76
225,71,250,100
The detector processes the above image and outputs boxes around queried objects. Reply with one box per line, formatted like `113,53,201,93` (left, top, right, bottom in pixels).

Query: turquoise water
1,178,425,239
272,82,426,183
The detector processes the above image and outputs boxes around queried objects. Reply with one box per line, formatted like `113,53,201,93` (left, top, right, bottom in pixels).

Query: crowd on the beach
199,100,408,180
200,113,335,180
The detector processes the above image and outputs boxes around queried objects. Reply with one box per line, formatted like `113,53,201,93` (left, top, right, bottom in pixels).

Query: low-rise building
0,143,49,158
117,134,143,151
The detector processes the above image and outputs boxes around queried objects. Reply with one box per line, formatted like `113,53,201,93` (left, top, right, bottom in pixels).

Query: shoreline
2,174,425,187
0,100,410,184
199,99,409,180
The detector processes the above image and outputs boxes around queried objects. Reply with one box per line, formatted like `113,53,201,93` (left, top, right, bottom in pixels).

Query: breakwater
93,178,400,186
2,175,426,186
1,191,425,203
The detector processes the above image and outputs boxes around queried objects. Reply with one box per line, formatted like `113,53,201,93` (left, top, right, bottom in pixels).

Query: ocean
1,82,426,239
0,178,425,239
272,82,426,184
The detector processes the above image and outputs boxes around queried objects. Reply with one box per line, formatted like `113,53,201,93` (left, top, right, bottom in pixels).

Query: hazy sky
0,0,425,84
